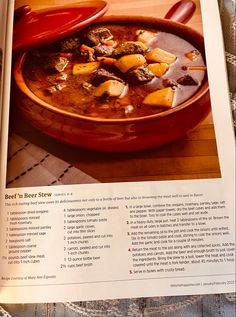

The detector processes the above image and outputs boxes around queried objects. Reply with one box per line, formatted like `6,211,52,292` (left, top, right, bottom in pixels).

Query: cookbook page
0,0,235,304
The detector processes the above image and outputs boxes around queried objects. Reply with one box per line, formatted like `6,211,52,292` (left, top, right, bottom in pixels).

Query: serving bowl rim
13,15,209,125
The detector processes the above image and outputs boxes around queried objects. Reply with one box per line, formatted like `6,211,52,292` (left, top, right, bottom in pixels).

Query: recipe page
0,0,235,304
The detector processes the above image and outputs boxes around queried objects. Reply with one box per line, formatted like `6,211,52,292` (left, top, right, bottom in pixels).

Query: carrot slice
80,44,95,53
102,40,117,47
97,57,117,65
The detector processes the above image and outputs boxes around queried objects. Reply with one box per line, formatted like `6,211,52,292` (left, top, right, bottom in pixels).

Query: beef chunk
79,50,96,62
81,82,94,94
91,68,125,86
162,79,178,88
43,55,69,73
45,83,66,95
113,42,146,57
177,75,199,86
84,27,113,46
93,45,115,57
126,67,154,84
60,37,80,52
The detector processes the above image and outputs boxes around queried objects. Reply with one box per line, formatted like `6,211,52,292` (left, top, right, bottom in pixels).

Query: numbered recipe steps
125,200,235,275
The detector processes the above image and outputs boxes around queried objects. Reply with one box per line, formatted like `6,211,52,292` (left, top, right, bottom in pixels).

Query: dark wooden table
11,111,221,184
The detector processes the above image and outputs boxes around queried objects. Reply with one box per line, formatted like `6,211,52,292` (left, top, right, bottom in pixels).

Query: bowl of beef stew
13,7,210,151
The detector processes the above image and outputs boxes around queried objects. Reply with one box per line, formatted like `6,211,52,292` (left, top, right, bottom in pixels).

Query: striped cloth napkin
0,306,11,317
6,134,98,187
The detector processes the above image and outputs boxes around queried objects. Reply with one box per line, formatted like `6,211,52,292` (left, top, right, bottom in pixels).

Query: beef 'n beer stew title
5,192,52,199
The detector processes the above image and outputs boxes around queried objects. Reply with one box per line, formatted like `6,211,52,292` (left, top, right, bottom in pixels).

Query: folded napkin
0,306,11,317
6,134,98,188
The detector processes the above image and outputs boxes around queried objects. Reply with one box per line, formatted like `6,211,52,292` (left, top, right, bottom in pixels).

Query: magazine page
0,0,9,137
0,0,235,304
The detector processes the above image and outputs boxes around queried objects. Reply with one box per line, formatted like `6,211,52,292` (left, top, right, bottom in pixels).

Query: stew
23,23,207,119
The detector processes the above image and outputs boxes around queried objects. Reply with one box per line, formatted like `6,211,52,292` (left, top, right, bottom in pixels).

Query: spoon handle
164,0,196,24
14,5,32,22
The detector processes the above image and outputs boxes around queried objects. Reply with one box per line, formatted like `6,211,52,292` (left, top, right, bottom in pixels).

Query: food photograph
6,0,221,187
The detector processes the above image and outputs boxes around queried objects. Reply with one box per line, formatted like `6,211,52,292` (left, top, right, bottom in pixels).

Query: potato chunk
136,30,157,43
115,54,146,73
143,87,175,108
94,80,126,97
146,48,176,64
147,63,169,77
72,62,100,75
185,49,200,61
